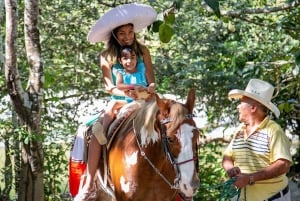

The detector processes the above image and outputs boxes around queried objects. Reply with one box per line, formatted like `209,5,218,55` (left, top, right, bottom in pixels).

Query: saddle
69,96,152,198
96,101,142,198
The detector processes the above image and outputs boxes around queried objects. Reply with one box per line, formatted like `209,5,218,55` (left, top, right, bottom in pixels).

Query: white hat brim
228,89,280,118
87,3,157,43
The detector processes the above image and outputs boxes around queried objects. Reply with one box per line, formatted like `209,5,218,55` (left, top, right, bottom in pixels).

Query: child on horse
95,45,155,144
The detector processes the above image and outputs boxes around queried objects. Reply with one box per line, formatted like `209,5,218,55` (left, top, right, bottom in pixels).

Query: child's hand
125,89,138,99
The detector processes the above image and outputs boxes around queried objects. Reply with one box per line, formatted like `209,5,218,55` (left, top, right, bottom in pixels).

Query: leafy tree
0,0,299,200
4,0,45,200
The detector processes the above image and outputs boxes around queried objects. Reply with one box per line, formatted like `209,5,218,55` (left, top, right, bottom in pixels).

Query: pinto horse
98,89,200,201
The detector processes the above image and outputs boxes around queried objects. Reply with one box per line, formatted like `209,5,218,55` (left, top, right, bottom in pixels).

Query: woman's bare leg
74,134,101,201
84,135,101,189
102,100,126,133
74,101,126,200
102,111,114,134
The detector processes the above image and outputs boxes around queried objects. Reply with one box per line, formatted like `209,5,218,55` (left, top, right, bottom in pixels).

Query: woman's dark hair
102,23,143,65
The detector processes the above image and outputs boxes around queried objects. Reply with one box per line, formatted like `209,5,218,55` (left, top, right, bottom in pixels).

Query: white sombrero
228,79,280,118
87,3,157,43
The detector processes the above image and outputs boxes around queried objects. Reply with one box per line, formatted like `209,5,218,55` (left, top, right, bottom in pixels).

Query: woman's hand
124,85,153,100
147,83,155,93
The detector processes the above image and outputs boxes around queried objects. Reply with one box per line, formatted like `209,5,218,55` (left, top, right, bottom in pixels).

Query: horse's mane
118,100,159,147
117,98,191,147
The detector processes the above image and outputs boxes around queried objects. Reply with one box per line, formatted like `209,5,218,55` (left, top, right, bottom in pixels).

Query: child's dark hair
118,45,137,59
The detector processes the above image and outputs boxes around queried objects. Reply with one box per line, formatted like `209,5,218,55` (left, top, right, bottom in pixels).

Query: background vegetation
0,0,299,200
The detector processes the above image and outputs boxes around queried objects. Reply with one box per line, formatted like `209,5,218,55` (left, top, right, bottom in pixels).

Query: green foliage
43,142,70,201
296,52,300,65
204,0,221,18
40,0,102,94
151,20,163,33
0,121,16,200
151,0,300,135
164,12,175,25
1,0,300,199
173,0,183,10
194,141,227,200
14,126,44,145
159,23,174,43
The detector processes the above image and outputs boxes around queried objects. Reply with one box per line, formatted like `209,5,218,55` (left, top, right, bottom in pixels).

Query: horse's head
107,89,200,201
156,89,200,198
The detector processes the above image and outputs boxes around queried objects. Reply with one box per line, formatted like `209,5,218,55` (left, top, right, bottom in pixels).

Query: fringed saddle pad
106,106,136,149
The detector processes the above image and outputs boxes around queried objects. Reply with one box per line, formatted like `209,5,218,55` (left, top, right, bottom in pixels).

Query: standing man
222,79,292,201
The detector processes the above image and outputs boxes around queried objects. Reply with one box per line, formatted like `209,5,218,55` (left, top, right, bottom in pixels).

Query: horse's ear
155,93,168,113
185,88,196,113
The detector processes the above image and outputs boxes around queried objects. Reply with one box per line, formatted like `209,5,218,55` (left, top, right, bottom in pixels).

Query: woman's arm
141,45,155,85
100,53,125,96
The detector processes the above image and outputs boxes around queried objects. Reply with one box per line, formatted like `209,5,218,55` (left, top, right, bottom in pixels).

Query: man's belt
266,185,289,201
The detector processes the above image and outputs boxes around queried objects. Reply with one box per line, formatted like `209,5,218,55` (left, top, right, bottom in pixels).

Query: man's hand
226,166,241,178
234,174,251,188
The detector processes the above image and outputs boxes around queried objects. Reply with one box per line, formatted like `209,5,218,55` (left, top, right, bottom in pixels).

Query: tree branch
202,1,300,31
5,0,32,126
235,15,300,31
245,60,295,66
221,1,300,17
97,0,119,8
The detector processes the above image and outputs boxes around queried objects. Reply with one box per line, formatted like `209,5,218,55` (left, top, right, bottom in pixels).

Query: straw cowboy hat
228,79,280,118
87,3,157,43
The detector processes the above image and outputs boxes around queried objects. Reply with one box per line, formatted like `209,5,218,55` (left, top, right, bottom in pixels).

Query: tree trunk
5,0,44,200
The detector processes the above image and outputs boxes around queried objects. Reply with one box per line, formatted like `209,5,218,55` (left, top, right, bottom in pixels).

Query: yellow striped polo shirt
223,116,292,201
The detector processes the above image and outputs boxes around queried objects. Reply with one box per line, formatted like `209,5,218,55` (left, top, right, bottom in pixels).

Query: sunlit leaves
204,0,221,18
296,51,300,65
165,12,175,24
173,0,183,10
1,0,300,199
154,9,176,43
151,20,163,33
159,23,174,43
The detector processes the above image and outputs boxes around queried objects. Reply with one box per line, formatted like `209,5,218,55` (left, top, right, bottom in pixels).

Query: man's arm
250,158,290,182
222,156,241,178
234,159,291,188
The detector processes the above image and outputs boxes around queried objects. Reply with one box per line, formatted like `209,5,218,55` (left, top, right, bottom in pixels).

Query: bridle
133,113,199,192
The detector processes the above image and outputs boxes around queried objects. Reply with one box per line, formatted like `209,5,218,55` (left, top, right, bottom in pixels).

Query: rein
160,114,198,168
133,120,179,190
133,113,197,191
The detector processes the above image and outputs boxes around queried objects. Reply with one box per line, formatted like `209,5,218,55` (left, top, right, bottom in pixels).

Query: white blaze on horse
97,89,200,201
